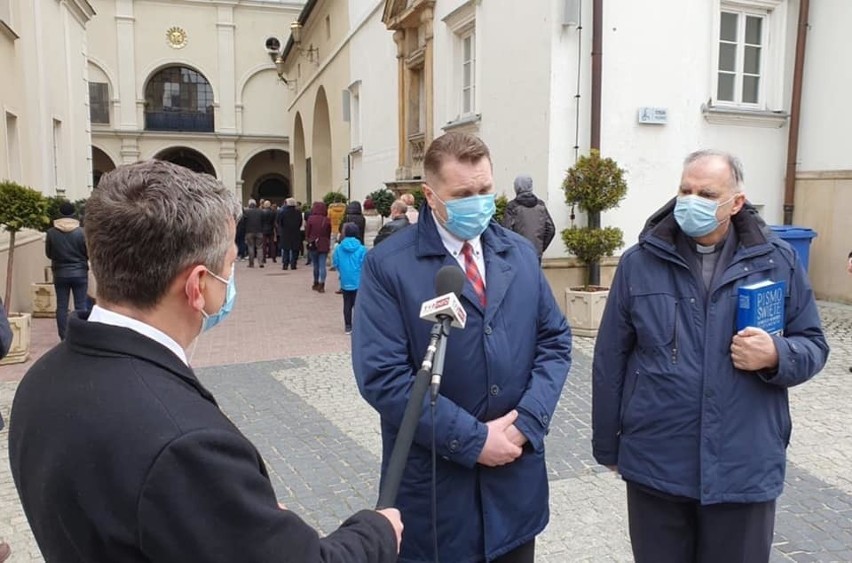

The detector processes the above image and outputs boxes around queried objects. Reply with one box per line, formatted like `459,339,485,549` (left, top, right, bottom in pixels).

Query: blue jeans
285,249,299,268
311,250,327,283
55,276,88,340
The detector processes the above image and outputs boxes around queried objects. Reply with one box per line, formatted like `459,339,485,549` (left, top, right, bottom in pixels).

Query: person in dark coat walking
243,199,264,267
353,133,572,562
501,174,555,262
338,200,367,245
45,201,89,339
593,150,829,563
277,198,303,270
372,200,410,246
261,200,277,264
303,205,312,265
305,201,332,292
9,160,402,563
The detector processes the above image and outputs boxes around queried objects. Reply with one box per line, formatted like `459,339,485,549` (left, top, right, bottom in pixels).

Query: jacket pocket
618,369,642,436
630,291,677,348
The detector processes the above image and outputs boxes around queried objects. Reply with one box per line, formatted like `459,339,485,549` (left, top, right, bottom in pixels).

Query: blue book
737,280,786,335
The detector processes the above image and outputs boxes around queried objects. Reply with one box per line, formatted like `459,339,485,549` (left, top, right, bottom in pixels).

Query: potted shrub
494,194,509,224
367,188,396,223
0,181,49,364
561,150,627,336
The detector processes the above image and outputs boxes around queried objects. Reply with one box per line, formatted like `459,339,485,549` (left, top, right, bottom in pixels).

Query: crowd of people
4,132,838,563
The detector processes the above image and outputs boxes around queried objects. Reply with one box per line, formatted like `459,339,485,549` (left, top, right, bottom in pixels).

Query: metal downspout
784,0,810,225
589,0,603,285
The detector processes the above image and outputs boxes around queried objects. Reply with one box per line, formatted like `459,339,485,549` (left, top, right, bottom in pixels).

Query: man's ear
731,193,747,216
184,265,208,311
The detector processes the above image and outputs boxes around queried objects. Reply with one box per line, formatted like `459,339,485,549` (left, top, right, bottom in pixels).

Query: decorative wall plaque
167,26,188,49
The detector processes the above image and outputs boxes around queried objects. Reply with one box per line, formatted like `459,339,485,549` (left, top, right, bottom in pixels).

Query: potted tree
0,181,49,364
367,188,396,224
561,150,627,336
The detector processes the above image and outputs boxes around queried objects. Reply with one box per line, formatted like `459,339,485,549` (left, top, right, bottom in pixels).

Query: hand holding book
730,327,780,372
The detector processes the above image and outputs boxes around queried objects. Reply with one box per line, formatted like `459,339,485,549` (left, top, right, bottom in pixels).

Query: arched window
144,66,214,132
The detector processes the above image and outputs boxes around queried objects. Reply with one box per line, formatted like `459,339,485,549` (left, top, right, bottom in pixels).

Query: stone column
393,30,407,180
115,0,137,130
216,6,237,134
219,140,238,197
421,7,435,147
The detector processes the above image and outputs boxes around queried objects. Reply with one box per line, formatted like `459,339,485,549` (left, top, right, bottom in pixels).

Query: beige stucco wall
283,0,351,204
87,0,300,197
793,171,852,304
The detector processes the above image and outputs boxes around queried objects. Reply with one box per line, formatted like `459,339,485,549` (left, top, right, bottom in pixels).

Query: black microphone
375,265,466,511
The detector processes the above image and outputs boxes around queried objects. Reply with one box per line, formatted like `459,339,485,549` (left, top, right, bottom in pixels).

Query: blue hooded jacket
352,210,571,562
592,199,829,504
332,236,366,291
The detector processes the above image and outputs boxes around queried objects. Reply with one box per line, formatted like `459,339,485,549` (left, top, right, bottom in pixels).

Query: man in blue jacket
352,132,572,563
592,150,829,562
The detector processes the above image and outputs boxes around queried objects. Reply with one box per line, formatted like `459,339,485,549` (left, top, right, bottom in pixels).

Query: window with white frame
713,1,785,110
460,31,475,116
444,3,477,122
349,81,361,150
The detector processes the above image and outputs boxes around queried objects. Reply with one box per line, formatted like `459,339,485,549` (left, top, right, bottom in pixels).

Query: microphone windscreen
435,265,466,297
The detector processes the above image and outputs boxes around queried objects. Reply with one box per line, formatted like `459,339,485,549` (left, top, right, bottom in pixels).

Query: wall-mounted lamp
274,55,296,89
289,22,319,65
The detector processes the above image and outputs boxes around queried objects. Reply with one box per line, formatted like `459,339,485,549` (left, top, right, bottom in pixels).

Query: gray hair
391,200,408,217
683,149,745,192
86,160,242,310
285,197,296,206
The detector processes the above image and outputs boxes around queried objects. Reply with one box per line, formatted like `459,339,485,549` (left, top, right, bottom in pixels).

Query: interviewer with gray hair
9,160,402,562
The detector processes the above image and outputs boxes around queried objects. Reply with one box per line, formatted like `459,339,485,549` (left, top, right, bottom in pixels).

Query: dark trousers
54,276,88,340
285,249,299,268
245,233,262,266
262,234,276,262
342,289,357,329
627,482,775,563
492,539,535,563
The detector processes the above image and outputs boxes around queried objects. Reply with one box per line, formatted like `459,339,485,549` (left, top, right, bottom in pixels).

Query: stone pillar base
0,312,32,365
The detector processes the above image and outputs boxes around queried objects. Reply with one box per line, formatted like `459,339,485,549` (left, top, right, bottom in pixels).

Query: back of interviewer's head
86,160,241,310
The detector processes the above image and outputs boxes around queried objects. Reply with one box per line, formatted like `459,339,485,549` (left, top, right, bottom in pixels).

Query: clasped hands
477,409,528,467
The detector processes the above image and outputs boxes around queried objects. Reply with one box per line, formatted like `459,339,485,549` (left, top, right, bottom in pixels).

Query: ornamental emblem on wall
167,26,188,49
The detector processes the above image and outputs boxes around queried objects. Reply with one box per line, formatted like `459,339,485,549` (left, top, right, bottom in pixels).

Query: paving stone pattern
1,262,851,561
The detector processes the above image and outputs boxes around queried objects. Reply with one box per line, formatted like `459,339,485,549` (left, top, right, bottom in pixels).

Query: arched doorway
240,149,291,204
91,146,116,188
144,66,215,132
312,87,332,200
155,146,216,176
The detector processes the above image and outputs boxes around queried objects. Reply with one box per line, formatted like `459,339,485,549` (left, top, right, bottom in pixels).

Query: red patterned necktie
461,242,486,307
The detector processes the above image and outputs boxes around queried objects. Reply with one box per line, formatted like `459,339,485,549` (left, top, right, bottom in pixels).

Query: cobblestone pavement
1,261,851,561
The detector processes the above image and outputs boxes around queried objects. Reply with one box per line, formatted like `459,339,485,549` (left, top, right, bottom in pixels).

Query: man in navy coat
353,132,572,563
9,160,402,562
593,150,829,562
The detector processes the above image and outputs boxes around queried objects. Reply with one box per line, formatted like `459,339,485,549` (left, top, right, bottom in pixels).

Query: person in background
353,132,572,562
0,298,11,563
277,198,303,271
399,192,419,225
333,223,366,335
306,201,332,293
362,198,382,249
9,160,402,562
303,204,312,266
339,200,366,245
592,150,829,563
45,201,89,340
243,199,264,268
236,212,247,261
261,200,277,265
501,174,555,263
372,201,410,246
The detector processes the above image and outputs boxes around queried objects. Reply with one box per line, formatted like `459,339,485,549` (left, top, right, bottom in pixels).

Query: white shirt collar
87,305,189,366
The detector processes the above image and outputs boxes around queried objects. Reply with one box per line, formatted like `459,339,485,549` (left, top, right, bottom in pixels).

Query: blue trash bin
769,226,818,272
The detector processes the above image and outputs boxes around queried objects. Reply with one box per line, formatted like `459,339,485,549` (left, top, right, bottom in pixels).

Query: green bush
367,188,395,218
410,188,426,211
323,192,348,206
0,181,49,310
561,150,628,289
494,194,509,224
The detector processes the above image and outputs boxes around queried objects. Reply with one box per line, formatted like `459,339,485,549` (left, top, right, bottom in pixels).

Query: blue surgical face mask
201,264,236,332
674,194,734,238
432,191,496,241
